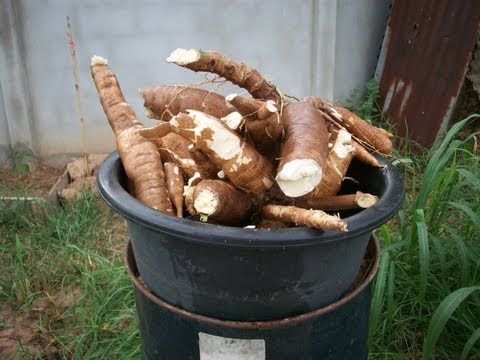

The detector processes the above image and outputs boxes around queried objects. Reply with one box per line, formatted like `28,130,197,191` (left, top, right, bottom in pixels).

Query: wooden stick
66,16,89,175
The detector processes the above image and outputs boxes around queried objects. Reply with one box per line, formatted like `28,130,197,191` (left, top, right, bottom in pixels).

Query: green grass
1,113,480,358
369,115,480,359
0,193,139,359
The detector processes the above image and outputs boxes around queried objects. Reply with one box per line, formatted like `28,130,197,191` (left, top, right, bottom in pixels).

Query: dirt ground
0,165,64,197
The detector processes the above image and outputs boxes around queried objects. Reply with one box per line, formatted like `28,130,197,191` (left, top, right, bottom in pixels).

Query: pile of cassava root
91,48,393,232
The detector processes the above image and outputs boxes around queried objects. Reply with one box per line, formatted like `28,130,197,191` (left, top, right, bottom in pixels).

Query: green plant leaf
379,224,392,246
12,162,29,174
460,327,480,360
448,229,471,287
385,260,396,332
429,235,446,282
369,250,390,344
456,168,480,193
416,209,429,301
448,201,480,235
422,286,480,360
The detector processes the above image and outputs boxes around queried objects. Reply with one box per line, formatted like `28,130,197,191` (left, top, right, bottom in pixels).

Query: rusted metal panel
376,0,480,146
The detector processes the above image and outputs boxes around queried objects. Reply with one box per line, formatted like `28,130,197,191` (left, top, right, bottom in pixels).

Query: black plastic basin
97,151,404,321
126,237,380,360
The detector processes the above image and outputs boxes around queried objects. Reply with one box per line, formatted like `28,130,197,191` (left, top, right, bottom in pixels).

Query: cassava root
167,48,282,102
261,204,348,232
90,56,173,214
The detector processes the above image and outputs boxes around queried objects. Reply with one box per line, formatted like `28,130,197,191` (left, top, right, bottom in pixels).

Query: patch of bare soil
0,305,59,360
0,286,85,359
0,166,64,197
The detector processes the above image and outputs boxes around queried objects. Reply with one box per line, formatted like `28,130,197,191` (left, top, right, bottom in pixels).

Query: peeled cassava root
93,49,394,231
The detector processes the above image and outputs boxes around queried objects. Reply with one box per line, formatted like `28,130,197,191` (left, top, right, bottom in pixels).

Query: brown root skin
352,140,382,168
299,128,355,200
170,110,275,194
158,132,209,178
184,184,196,216
226,93,277,120
138,122,173,140
192,180,252,226
163,162,186,218
329,106,393,154
90,57,173,214
294,191,378,211
260,204,347,231
167,48,282,102
256,219,289,229
303,96,331,110
244,113,283,159
140,85,235,121
275,101,329,197
304,96,393,156
187,145,219,179
317,107,382,168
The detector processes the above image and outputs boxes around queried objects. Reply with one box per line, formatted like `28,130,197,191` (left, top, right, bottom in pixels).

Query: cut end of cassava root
192,180,252,225
265,100,278,113
220,111,243,130
332,128,355,159
193,188,218,216
275,159,323,197
166,48,201,65
91,55,107,66
356,192,379,208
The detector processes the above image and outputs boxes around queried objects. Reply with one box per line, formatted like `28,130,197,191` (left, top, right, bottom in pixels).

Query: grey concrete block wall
0,0,389,163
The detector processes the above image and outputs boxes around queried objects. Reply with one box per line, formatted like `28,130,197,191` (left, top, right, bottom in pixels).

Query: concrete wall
0,0,390,163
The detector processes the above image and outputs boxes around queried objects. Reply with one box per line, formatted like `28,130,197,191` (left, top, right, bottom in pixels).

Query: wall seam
10,0,38,154
309,0,319,96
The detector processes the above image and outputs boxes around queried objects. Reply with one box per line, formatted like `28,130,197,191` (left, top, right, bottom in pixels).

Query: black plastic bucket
98,151,403,320
125,236,380,360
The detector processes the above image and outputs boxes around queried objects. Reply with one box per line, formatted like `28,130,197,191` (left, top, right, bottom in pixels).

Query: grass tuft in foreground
0,192,138,359
369,114,480,359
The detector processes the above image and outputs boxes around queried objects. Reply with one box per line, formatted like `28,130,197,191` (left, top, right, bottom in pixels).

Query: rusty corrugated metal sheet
376,0,480,146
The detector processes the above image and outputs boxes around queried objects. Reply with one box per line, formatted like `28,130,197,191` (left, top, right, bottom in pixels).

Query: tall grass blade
413,115,477,212
379,224,392,246
385,260,396,334
426,163,456,229
369,250,390,344
448,201,480,235
448,229,471,287
429,235,446,280
416,209,429,301
422,286,480,360
456,168,480,192
460,327,480,360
